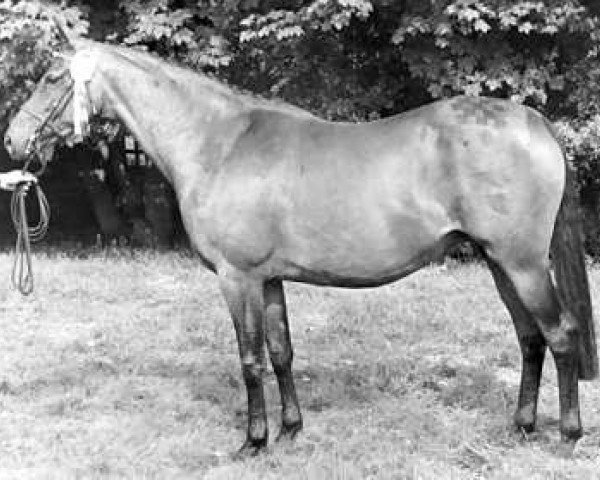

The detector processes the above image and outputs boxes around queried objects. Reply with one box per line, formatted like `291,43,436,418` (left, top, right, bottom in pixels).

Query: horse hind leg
487,253,581,442
486,258,546,433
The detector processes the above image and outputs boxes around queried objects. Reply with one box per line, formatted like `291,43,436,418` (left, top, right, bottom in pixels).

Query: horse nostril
3,135,12,155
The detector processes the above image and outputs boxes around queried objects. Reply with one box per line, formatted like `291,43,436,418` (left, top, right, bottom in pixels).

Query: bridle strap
22,79,75,159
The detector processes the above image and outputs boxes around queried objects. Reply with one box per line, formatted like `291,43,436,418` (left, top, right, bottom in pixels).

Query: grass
0,250,599,479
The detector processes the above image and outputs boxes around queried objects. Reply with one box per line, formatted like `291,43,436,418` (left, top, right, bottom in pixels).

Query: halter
20,77,75,175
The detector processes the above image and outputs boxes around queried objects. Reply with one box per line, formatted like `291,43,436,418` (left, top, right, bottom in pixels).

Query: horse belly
265,140,458,286
274,203,454,287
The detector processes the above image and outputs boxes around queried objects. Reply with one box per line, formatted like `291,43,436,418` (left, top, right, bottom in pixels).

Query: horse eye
46,69,67,83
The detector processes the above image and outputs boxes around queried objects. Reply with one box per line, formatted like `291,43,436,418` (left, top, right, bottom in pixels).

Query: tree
238,1,600,115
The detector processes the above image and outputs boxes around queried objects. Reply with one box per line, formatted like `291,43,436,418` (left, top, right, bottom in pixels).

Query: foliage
235,1,414,119
556,117,600,176
117,0,243,70
556,115,600,258
392,0,596,106
238,1,600,116
4,1,600,121
6,1,596,122
239,0,373,43
109,0,408,119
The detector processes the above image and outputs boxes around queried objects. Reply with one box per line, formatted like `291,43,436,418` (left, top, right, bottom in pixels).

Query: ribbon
70,50,97,141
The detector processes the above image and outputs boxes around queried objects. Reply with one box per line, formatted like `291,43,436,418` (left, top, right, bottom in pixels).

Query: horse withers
4,35,597,456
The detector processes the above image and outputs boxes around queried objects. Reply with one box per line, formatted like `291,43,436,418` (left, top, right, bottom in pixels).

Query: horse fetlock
233,436,268,460
282,402,302,426
276,417,303,442
514,403,536,432
248,414,268,441
560,422,582,443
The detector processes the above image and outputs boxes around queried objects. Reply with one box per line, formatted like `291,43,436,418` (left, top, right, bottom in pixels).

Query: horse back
194,97,564,284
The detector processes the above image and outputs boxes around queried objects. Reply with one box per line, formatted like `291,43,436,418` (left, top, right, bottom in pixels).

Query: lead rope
10,171,50,295
7,80,71,295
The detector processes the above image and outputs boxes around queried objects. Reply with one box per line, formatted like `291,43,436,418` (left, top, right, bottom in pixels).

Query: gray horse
5,37,597,456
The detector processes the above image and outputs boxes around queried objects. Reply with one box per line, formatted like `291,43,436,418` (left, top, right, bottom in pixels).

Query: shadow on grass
289,358,516,416
8,336,552,452
182,356,524,452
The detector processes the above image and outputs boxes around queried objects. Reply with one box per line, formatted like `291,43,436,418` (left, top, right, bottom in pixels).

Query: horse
4,35,598,457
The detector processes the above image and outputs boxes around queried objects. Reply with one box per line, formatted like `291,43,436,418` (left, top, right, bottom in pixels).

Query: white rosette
70,51,97,142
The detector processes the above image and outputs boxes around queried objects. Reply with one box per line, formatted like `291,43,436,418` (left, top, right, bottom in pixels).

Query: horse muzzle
3,132,27,162
4,128,56,166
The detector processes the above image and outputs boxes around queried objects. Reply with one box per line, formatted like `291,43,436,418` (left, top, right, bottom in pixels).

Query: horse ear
52,16,80,51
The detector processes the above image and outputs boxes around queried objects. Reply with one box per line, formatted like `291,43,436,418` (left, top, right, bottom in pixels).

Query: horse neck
90,50,244,188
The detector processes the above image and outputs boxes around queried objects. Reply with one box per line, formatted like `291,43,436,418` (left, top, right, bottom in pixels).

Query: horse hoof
275,421,303,443
560,427,582,444
231,438,268,460
514,421,536,436
514,410,536,434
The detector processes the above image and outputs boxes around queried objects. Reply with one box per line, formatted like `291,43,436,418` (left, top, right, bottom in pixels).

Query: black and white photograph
1,0,599,478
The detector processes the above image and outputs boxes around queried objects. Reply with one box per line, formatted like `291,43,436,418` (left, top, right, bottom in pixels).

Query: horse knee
242,355,265,388
560,411,583,442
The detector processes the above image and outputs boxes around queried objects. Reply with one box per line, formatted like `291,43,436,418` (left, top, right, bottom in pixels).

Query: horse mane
87,41,316,120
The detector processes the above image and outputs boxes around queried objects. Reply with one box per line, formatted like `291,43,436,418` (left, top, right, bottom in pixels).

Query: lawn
0,250,599,479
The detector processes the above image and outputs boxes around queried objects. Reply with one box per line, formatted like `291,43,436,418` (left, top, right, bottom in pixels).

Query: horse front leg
219,269,268,457
264,279,303,441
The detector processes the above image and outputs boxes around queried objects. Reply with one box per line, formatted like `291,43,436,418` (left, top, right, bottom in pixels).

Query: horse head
4,20,100,167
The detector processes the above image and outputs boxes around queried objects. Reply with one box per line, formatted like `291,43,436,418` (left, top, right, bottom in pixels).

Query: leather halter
20,77,75,174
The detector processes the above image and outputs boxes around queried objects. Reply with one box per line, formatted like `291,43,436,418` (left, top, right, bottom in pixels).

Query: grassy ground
0,250,599,479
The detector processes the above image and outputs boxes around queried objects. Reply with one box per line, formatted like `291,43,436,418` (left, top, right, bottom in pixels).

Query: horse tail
550,144,599,380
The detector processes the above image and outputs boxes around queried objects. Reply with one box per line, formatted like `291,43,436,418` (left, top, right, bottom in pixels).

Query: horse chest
178,186,276,272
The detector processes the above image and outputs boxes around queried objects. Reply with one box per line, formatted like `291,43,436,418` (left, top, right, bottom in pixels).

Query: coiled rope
10,181,50,295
